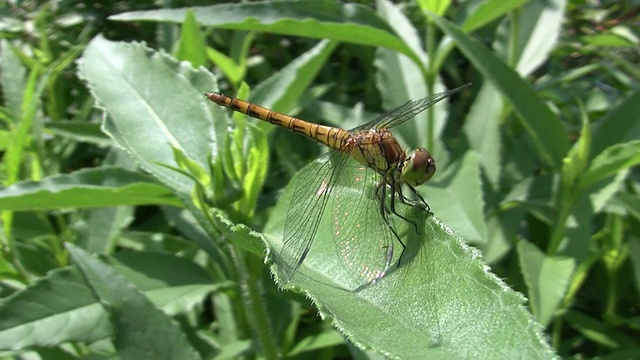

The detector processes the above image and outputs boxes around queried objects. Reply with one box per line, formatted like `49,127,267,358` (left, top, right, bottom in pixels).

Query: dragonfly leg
403,184,431,213
390,182,420,234
377,182,404,269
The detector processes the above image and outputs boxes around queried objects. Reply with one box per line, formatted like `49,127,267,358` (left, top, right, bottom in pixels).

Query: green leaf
0,166,182,211
2,45,46,186
377,0,426,64
250,40,338,125
629,238,640,295
0,251,218,352
77,35,221,196
375,0,451,150
0,39,27,120
463,82,503,188
560,193,593,260
591,88,640,159
45,121,112,146
427,13,570,169
207,47,244,86
565,311,638,348
512,0,568,76
561,102,591,189
75,206,133,253
209,209,266,257
67,244,203,359
613,192,640,222
0,267,111,350
426,151,486,243
578,140,640,191
176,9,208,68
461,0,529,32
105,252,229,314
237,127,269,219
417,0,452,16
517,241,575,327
582,33,637,47
287,330,345,356
208,339,253,359
263,155,555,359
110,1,425,71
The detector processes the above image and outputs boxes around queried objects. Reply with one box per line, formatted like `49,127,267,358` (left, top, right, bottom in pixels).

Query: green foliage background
0,0,639,359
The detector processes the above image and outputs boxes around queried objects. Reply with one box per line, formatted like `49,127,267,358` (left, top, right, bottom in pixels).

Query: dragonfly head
401,148,436,187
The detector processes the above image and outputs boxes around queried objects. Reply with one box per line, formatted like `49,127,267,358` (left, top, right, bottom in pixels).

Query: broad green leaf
426,151,486,243
78,35,221,196
427,13,569,169
591,88,640,159
0,252,218,351
0,267,110,350
110,1,424,71
263,155,555,359
105,252,228,315
463,82,503,188
517,241,575,327
175,9,208,68
67,245,202,360
578,140,640,191
0,166,181,211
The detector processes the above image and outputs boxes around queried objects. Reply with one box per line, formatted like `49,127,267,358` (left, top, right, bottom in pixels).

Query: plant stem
233,247,280,359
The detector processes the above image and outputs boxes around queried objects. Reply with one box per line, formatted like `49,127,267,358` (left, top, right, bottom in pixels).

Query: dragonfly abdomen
206,92,350,150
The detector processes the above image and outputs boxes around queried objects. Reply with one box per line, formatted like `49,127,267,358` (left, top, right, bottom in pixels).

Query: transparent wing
276,149,351,283
331,159,398,287
350,84,471,131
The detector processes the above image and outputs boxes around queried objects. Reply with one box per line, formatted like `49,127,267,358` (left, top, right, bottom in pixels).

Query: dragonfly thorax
344,129,406,176
400,148,436,187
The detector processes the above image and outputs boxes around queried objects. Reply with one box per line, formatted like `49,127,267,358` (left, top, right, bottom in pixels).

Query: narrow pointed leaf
0,166,181,211
427,13,569,169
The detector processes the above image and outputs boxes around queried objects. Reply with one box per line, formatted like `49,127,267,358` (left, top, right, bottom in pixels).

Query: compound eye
401,148,436,187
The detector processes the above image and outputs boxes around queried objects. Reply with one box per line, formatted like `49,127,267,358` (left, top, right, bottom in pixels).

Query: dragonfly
206,84,470,287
